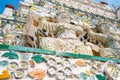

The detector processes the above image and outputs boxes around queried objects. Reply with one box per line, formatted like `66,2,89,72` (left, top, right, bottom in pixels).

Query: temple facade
0,0,120,80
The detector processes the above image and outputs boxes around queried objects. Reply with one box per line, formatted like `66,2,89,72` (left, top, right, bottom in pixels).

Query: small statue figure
3,28,16,45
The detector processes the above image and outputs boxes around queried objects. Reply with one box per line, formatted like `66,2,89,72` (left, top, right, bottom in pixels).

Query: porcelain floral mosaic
0,50,120,80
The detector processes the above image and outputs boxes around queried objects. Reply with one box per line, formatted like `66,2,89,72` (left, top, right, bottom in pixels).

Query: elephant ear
31,54,46,63
1,50,19,59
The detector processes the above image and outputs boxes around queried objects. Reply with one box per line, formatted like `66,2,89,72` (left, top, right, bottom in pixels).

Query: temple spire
3,4,14,17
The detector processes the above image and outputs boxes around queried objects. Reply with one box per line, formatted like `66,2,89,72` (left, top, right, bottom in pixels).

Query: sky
95,0,120,10
0,0,120,14
0,0,24,14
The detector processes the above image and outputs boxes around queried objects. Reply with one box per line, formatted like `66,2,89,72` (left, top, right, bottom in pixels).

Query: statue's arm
87,29,107,44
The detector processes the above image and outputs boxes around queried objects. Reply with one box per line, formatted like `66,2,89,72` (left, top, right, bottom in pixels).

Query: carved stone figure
38,12,85,38
87,26,120,59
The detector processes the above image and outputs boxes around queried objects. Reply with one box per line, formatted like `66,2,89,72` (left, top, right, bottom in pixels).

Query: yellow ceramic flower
16,24,23,31
0,70,10,79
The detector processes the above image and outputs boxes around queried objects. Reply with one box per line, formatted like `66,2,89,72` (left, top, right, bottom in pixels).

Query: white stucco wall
55,0,116,19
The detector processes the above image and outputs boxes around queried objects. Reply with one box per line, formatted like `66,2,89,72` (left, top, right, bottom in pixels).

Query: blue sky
0,0,120,14
0,0,23,14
